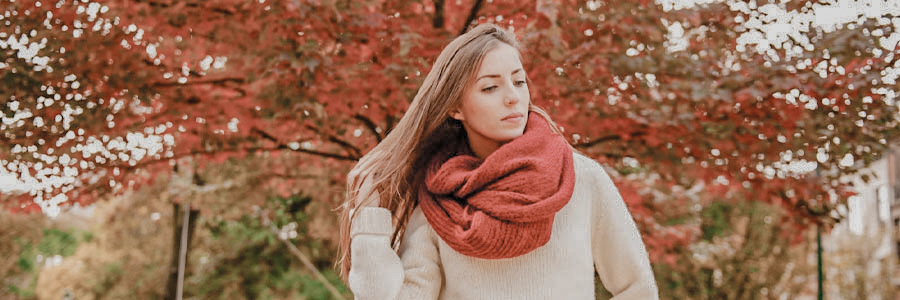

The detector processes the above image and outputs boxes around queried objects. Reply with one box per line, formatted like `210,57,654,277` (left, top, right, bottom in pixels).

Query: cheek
465,94,491,112
467,100,497,125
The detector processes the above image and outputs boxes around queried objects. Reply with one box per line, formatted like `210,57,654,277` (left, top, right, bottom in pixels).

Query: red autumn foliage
2,0,898,263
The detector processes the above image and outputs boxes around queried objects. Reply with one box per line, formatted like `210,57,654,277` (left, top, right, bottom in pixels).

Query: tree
29,158,349,299
651,200,820,299
2,0,899,271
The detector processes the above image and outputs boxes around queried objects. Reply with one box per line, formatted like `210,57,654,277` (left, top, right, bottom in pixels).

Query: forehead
475,43,523,75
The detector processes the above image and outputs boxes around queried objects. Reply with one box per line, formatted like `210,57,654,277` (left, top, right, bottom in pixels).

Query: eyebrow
476,68,524,82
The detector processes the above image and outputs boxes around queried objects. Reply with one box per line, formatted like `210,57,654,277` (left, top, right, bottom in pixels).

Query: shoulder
572,151,601,170
570,151,623,211
572,151,614,186
570,152,632,228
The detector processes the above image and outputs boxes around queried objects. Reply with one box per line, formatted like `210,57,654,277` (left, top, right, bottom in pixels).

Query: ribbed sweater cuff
350,206,393,238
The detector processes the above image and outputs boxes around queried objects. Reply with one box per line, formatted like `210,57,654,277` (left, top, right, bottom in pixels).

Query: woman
338,23,658,299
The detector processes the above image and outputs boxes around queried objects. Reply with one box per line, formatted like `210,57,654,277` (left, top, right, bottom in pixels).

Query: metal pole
817,224,824,300
176,200,190,300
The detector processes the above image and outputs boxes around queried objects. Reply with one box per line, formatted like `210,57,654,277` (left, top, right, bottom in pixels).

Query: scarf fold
418,112,575,259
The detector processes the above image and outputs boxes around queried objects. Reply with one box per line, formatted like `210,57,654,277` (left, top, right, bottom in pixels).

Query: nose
504,84,521,106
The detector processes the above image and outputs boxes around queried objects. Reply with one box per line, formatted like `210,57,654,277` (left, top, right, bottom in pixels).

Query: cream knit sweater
348,153,659,299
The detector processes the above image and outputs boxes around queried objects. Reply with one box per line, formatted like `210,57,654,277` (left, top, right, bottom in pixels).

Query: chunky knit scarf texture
418,112,576,259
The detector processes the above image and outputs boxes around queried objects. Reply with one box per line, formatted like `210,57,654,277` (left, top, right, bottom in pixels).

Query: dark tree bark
459,0,484,36
433,0,444,29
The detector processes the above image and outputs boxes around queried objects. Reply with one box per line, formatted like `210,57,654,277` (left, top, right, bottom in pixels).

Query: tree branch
183,145,359,162
115,140,357,174
150,77,245,88
459,0,484,36
302,125,363,158
353,114,383,143
252,126,362,161
11,122,364,170
132,0,236,15
257,209,347,300
267,172,320,180
385,114,397,136
250,127,282,144
572,134,623,149
139,58,248,96
573,129,652,149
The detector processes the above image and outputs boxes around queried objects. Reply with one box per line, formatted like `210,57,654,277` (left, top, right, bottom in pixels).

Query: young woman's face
451,43,530,158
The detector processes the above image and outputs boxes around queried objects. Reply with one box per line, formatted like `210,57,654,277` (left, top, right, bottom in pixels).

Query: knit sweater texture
348,153,659,299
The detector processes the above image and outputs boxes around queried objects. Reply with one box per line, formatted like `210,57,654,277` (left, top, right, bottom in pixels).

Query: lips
502,112,524,121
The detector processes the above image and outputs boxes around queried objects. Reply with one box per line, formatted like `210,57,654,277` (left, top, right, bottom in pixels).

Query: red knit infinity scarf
418,112,575,259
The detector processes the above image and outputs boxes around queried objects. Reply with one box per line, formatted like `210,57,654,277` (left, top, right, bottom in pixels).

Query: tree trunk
165,202,199,300
432,0,444,29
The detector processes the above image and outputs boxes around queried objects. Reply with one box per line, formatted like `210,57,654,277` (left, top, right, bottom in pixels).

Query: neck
465,135,501,160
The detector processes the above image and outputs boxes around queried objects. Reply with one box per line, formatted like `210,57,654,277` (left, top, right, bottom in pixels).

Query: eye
481,86,498,92
514,80,527,86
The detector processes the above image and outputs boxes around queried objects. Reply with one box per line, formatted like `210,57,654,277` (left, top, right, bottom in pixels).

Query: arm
347,206,404,300
590,166,660,300
397,207,442,299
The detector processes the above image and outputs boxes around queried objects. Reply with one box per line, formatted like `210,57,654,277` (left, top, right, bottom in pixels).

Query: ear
449,108,464,121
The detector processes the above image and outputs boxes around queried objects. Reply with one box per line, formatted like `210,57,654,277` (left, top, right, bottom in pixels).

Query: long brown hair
337,23,563,281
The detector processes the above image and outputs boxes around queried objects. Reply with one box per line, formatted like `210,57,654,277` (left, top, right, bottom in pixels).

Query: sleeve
348,206,404,300
396,207,443,299
590,166,660,300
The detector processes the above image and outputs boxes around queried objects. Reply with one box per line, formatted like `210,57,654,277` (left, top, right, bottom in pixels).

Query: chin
493,130,525,143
